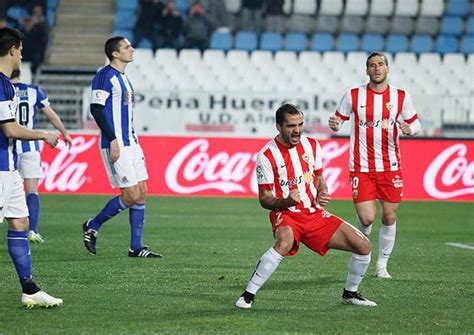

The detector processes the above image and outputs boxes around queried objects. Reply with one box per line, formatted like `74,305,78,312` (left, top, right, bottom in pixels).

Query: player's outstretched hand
317,190,331,207
109,139,120,163
400,122,412,135
328,115,341,131
43,131,59,148
285,188,300,207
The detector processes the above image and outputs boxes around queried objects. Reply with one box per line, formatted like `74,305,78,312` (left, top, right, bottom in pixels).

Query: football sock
26,192,40,233
357,215,372,236
245,247,284,295
344,253,371,292
129,204,145,251
8,230,33,279
376,223,396,269
89,196,128,231
20,276,40,295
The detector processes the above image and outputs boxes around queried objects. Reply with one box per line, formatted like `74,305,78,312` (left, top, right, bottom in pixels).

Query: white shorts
100,144,148,189
0,170,29,222
18,151,43,179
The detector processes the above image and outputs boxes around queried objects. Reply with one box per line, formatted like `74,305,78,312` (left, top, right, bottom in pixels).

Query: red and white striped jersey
256,135,324,213
335,84,418,172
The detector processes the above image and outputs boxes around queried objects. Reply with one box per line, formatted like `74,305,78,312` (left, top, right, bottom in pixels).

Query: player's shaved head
276,103,304,126
105,36,125,61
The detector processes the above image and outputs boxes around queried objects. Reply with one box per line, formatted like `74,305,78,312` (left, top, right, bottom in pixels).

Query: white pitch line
446,243,474,251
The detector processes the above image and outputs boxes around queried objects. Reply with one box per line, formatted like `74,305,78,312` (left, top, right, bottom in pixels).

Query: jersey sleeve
0,81,16,122
400,91,418,124
313,140,323,175
256,151,274,186
35,85,50,109
335,90,352,121
90,72,112,106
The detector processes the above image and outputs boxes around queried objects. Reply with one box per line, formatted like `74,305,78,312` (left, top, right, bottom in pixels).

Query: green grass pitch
0,195,472,334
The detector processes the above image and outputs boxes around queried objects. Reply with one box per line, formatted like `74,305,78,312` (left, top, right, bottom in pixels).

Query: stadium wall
38,135,473,201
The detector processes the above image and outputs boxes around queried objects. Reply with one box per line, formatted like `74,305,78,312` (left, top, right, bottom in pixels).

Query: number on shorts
350,176,359,189
18,102,29,126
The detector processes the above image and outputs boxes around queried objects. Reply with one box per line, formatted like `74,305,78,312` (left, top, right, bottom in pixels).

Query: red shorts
350,171,403,203
269,210,343,257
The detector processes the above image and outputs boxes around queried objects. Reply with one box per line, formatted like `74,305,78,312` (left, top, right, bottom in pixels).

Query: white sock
357,216,372,236
376,223,396,270
246,247,284,295
344,253,371,292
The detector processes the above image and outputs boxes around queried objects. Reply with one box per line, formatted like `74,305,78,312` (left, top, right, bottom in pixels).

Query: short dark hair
10,69,20,79
366,52,388,68
104,36,125,61
275,103,304,126
0,27,23,57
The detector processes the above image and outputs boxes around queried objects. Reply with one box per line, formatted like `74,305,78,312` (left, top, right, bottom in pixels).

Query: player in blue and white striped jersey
82,36,161,258
11,69,72,243
0,27,62,308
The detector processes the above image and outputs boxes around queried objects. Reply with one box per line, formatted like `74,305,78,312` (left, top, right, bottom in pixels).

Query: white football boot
374,267,392,279
22,291,63,309
28,231,44,244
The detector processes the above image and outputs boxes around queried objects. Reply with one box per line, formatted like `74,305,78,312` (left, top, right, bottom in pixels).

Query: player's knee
122,191,141,206
381,213,396,225
358,238,371,255
359,215,375,227
274,234,294,255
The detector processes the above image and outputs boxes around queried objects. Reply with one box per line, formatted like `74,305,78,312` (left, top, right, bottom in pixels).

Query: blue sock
8,230,32,279
129,204,145,251
89,196,128,231
26,193,40,233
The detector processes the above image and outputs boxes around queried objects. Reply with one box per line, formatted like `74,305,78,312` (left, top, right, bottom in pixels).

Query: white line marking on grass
446,243,474,250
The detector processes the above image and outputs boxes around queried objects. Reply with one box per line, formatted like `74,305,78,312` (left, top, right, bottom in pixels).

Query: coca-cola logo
39,136,96,192
423,144,474,199
165,139,255,194
165,139,349,195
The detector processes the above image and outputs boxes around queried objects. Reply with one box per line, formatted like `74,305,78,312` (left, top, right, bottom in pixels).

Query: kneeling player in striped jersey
236,104,376,309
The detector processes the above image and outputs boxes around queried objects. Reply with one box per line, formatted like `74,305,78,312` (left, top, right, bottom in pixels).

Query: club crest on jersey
302,152,309,163
321,210,332,218
386,102,393,111
392,175,403,188
256,166,264,180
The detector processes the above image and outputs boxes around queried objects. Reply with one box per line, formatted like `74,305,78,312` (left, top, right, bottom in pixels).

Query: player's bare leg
236,226,292,309
354,200,377,236
374,201,400,278
328,222,377,307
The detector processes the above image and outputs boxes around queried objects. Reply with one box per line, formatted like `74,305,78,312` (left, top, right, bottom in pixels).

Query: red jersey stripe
405,114,418,124
366,88,376,171
382,88,391,171
296,141,315,207
335,110,350,121
351,88,360,171
395,89,406,170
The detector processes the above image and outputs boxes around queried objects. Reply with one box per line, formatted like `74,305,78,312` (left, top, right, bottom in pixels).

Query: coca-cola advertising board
38,135,474,201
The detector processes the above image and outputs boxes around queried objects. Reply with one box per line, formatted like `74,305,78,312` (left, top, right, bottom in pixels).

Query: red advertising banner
38,135,474,201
